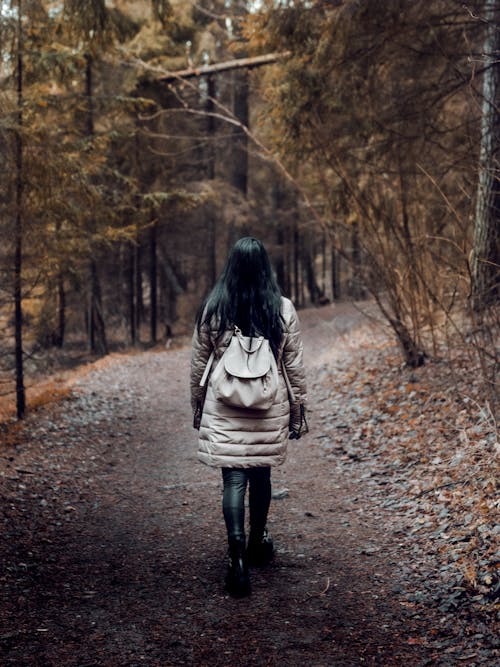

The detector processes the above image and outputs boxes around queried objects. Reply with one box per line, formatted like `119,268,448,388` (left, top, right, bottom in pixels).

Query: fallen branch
157,52,290,81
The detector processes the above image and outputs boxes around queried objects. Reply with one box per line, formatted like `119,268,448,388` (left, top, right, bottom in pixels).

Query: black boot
247,527,274,567
225,538,251,598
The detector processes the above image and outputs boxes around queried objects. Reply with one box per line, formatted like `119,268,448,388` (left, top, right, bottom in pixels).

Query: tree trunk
373,292,425,368
89,259,108,355
351,221,365,299
331,243,341,300
206,212,217,288
126,241,138,344
206,74,217,287
14,0,25,418
276,225,285,294
321,232,327,298
271,181,286,292
281,224,291,298
206,74,216,180
293,221,300,305
472,0,500,310
56,272,66,348
231,69,249,196
85,53,108,355
399,157,419,334
158,248,183,328
303,243,322,304
52,219,66,348
390,316,426,368
135,239,144,331
150,223,157,344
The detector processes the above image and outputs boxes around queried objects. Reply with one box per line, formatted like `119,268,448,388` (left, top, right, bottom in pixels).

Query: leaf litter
308,305,498,665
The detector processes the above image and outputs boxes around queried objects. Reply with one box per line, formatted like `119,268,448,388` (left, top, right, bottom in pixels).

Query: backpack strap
199,350,215,388
281,359,295,403
199,327,236,389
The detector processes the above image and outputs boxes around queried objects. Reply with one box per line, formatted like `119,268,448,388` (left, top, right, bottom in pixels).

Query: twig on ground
305,577,331,600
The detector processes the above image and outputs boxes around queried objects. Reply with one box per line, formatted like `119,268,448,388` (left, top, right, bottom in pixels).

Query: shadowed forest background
0,0,499,419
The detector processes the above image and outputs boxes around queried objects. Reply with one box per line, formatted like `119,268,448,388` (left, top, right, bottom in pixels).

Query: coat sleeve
190,321,213,415
281,301,307,432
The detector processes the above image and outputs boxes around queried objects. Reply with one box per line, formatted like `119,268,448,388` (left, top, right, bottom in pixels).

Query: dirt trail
0,304,451,666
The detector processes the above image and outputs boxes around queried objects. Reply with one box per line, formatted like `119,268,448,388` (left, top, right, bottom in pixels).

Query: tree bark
206,74,217,287
304,251,321,304
399,156,419,333
276,225,285,295
472,0,500,310
293,221,300,306
127,241,137,345
321,232,327,298
150,223,157,344
231,69,249,196
85,54,108,354
303,235,322,304
351,221,365,299
158,247,183,327
271,181,286,292
373,292,426,368
134,240,144,334
331,243,341,300
52,219,66,348
206,74,216,180
56,272,66,348
14,0,25,418
89,259,107,355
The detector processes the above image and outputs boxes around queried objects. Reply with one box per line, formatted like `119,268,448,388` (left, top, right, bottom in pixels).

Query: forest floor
0,302,498,667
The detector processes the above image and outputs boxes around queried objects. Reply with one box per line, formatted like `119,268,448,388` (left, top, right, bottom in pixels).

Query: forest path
0,304,468,666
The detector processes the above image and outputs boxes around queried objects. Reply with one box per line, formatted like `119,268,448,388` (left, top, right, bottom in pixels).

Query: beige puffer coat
190,297,307,468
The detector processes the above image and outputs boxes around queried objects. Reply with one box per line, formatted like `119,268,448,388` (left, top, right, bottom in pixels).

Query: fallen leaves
313,331,499,662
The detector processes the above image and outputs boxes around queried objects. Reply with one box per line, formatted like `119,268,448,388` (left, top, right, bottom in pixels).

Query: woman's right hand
289,403,308,439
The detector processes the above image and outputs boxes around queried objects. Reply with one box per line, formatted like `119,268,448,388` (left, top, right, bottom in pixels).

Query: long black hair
197,237,284,356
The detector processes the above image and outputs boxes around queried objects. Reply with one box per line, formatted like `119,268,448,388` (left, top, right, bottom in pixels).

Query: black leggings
221,467,271,544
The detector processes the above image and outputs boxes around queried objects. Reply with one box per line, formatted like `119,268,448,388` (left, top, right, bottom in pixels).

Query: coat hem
197,453,286,468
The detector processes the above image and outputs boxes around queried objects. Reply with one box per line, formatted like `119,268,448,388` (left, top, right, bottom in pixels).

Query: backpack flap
224,335,271,378
211,331,279,410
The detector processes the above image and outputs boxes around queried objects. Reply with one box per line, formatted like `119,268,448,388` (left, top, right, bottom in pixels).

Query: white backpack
200,326,279,410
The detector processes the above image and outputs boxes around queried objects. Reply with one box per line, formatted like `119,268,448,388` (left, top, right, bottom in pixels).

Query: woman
190,237,307,597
